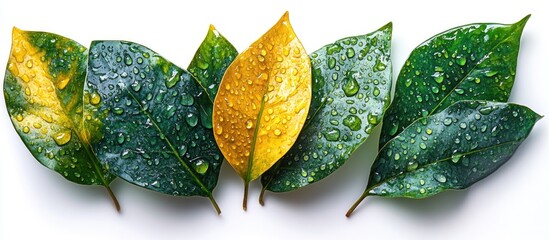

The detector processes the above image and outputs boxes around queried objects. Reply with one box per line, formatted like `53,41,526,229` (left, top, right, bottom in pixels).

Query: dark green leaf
188,25,238,102
379,16,530,148
84,40,223,213
188,25,238,131
4,29,118,209
348,101,540,215
260,23,392,198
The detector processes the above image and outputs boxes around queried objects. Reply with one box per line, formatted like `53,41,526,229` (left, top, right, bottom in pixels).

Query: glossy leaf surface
188,25,238,102
213,12,311,183
3,28,116,187
348,101,540,216
261,23,392,196
379,16,530,147
85,40,222,212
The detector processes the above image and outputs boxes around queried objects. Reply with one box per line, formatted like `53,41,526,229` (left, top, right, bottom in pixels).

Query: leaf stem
243,182,249,211
258,186,267,206
208,194,221,215
105,186,120,212
346,191,369,217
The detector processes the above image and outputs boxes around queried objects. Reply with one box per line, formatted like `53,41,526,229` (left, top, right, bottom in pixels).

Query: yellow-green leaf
3,28,119,210
212,12,312,209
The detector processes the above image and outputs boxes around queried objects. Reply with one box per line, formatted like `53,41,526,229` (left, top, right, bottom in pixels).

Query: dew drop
434,75,444,83
186,113,198,127
194,159,209,174
323,129,340,141
327,57,336,69
434,174,447,183
373,87,380,97
407,162,418,171
117,133,125,144
389,123,399,136
346,48,355,58
367,114,378,125
180,94,194,106
456,56,466,66
485,70,498,77
165,70,180,88
23,126,30,133
342,77,359,97
113,107,124,115
197,61,209,70
374,60,386,71
451,154,462,163
405,78,413,87
179,145,187,156
419,142,427,149
124,54,133,66
26,59,33,68
443,118,453,126
479,106,495,115
343,115,362,131
131,81,141,92
455,88,465,95
245,120,254,129
274,129,282,136
332,73,338,80
53,130,72,146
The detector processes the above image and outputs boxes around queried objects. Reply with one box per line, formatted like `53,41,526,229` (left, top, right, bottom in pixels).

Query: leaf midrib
381,24,520,150
10,58,112,187
366,139,519,194
126,89,213,197
427,25,519,116
246,78,271,183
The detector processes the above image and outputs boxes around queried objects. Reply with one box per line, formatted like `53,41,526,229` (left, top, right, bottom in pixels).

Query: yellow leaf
213,12,312,209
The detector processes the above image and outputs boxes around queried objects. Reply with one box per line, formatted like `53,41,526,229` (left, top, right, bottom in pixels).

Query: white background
1,0,547,239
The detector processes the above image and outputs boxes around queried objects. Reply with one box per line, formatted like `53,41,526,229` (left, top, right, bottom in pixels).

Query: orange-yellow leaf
213,12,312,184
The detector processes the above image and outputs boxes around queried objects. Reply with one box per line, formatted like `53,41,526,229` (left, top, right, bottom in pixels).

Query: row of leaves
3,12,540,216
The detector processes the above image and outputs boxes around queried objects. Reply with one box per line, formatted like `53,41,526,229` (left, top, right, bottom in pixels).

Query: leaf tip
515,14,531,30
282,11,290,21
276,11,292,28
12,26,22,33
11,26,24,39
381,22,393,32
535,113,544,121
209,24,216,31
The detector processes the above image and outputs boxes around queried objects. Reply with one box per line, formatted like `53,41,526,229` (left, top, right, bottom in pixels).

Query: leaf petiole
346,191,370,217
243,182,249,211
105,186,121,212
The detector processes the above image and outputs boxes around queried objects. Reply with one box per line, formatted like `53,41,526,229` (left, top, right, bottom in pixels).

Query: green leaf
379,16,530,148
347,101,541,216
85,40,223,213
188,25,238,102
4,28,119,210
260,23,393,200
187,25,238,131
